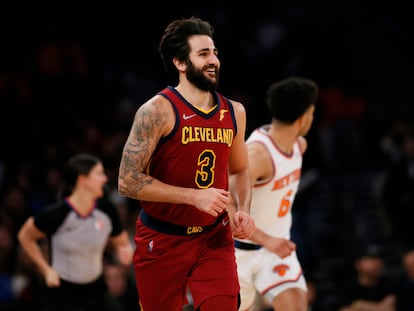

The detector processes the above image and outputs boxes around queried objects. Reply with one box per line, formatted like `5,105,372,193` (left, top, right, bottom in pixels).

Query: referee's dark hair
59,153,101,199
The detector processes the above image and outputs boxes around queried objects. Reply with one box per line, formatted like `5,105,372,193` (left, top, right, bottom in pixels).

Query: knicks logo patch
273,264,290,276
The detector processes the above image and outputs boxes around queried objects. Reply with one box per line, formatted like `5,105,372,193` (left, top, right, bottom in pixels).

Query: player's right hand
194,188,230,217
265,237,296,258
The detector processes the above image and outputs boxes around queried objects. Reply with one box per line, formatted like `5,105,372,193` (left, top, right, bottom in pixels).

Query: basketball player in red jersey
118,17,256,311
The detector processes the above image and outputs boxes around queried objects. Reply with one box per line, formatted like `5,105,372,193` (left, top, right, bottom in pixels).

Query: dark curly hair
265,77,319,124
158,16,214,82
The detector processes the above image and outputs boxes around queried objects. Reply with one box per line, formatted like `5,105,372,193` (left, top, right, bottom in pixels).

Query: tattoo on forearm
119,101,168,197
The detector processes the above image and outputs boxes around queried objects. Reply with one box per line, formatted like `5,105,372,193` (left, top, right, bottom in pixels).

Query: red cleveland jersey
140,86,237,226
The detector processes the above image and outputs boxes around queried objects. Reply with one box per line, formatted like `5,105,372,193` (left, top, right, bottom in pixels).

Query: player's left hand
231,211,256,239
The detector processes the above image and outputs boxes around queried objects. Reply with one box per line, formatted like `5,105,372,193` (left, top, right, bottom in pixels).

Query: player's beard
186,61,219,92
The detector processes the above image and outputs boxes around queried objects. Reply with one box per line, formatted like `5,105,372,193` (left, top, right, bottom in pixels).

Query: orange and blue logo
273,264,290,276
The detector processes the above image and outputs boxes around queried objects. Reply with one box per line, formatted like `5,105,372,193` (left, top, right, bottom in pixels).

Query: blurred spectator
103,261,139,311
0,224,16,311
396,249,414,311
317,87,367,174
380,129,414,251
379,118,413,166
0,186,30,236
337,244,398,311
11,245,44,311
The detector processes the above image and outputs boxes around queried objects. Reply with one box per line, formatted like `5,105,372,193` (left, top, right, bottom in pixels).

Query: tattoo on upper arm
119,100,169,195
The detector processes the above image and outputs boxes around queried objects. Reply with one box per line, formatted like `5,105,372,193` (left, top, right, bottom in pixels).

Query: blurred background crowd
1,1,413,310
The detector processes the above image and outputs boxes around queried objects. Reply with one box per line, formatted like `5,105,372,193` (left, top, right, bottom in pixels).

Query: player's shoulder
248,138,269,156
135,92,175,121
226,97,244,109
297,136,307,154
224,98,246,120
142,92,172,110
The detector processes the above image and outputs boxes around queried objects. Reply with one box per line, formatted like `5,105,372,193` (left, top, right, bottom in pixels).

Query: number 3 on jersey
196,149,216,188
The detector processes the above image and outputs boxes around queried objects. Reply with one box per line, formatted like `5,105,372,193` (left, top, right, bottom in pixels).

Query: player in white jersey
232,77,319,311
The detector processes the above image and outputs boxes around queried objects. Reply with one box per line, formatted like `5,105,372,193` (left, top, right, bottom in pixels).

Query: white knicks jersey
244,126,302,241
